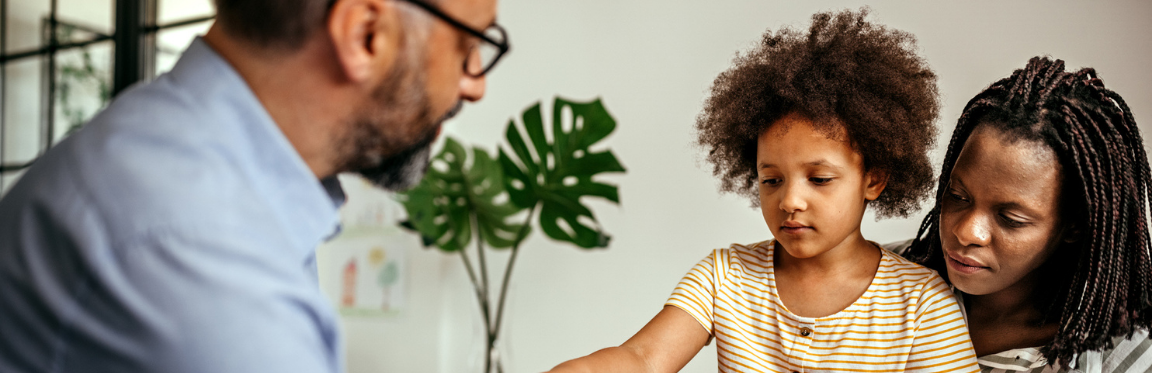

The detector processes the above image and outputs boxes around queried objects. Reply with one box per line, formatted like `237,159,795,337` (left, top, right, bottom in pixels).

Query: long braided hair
903,56,1152,366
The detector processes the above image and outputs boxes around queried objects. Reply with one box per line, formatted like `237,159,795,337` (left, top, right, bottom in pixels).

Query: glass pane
158,0,213,25
57,0,113,38
2,0,113,192
6,0,50,53
1,58,43,172
53,40,112,141
2,0,50,192
155,20,212,76
155,0,214,76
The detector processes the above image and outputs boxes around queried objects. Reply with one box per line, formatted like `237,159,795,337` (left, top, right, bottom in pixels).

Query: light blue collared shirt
0,38,345,373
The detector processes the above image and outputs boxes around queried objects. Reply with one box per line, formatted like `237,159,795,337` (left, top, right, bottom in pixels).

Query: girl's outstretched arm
546,305,710,373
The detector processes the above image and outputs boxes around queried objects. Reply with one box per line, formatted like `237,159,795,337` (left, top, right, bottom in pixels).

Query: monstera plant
398,97,625,373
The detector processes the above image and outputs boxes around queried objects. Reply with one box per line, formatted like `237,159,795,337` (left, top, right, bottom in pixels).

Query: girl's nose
778,182,807,213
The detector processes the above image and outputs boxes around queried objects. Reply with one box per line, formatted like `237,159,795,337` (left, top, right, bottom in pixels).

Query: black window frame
0,0,214,181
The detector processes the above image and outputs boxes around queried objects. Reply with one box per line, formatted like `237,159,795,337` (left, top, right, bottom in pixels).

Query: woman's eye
810,177,833,185
946,190,968,203
999,214,1027,228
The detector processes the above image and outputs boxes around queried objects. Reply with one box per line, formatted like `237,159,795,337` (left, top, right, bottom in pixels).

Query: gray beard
355,128,435,191
336,51,464,191
332,12,467,191
361,100,462,190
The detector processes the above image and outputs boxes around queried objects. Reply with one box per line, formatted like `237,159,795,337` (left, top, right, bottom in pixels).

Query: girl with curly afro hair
548,9,979,373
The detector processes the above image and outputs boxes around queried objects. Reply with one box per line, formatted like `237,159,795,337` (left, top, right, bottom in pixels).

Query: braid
904,56,1152,367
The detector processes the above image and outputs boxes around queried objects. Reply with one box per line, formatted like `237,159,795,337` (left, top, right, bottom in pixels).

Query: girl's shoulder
881,238,916,256
876,239,945,284
711,240,774,266
876,241,940,281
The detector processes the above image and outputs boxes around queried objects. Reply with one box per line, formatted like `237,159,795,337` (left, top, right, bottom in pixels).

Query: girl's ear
863,169,888,201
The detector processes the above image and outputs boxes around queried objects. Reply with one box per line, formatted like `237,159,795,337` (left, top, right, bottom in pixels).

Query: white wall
8,0,1150,372
323,1,1152,373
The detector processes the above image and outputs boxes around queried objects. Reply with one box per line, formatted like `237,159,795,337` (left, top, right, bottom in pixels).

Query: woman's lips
945,251,989,275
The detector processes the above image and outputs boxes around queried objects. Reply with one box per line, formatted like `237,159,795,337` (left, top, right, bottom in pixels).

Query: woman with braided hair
901,56,1152,372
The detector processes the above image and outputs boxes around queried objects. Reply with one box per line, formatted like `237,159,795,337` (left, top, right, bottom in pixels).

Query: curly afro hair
695,8,939,218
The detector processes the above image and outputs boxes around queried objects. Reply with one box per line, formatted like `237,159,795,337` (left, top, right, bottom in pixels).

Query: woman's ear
1061,224,1082,244
863,169,888,201
327,0,401,83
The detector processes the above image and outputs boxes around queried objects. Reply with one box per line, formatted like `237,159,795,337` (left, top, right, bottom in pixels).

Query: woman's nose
952,210,991,247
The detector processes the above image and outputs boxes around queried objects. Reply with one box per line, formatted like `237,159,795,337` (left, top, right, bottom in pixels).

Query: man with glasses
0,0,507,372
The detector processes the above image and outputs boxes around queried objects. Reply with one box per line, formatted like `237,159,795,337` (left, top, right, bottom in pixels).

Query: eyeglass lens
466,26,506,76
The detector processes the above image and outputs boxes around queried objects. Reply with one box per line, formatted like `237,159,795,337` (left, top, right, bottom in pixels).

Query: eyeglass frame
398,0,510,77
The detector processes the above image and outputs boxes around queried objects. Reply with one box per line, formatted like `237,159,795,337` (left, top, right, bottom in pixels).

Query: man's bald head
212,0,332,51
212,0,440,52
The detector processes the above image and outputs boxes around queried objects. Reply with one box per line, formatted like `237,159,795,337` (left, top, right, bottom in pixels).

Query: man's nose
460,74,486,102
460,51,487,102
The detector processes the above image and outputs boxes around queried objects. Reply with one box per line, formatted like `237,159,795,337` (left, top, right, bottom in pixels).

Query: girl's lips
779,223,813,235
945,252,989,275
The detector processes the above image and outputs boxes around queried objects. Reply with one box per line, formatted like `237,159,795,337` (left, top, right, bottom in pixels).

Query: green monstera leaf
498,97,625,248
399,137,527,252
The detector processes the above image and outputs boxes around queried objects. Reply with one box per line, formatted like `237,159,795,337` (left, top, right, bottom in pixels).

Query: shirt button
800,327,812,337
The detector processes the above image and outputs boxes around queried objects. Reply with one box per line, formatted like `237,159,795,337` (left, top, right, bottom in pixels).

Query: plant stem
474,215,492,327
491,203,539,343
458,248,492,333
471,214,495,373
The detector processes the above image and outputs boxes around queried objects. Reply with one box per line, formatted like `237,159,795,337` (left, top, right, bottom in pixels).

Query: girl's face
939,125,1067,296
757,112,886,259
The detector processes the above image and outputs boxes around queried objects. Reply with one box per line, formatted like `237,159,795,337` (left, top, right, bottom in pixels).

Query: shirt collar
169,38,344,251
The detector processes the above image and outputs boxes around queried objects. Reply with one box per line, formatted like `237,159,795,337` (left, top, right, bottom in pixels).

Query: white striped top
666,240,981,373
958,299,1152,373
882,240,1152,373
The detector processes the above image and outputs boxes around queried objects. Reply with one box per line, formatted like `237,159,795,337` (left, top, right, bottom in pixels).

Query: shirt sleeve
103,222,340,373
904,272,981,373
665,250,722,335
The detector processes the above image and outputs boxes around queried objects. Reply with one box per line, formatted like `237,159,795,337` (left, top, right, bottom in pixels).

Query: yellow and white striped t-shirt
666,240,980,373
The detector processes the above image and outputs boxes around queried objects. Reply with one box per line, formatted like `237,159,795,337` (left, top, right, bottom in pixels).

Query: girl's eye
946,190,969,203
762,178,781,186
810,177,833,185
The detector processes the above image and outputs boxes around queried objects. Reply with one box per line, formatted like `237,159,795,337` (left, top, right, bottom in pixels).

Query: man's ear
327,0,401,83
864,169,888,201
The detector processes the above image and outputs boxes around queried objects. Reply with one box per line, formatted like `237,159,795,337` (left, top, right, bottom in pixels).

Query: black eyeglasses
398,0,510,77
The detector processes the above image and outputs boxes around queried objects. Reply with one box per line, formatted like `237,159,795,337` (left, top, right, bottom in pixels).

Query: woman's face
939,125,1068,296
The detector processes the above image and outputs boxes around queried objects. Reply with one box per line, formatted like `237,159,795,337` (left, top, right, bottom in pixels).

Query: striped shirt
666,240,981,373
973,330,1151,373
882,240,1152,373
956,294,1152,373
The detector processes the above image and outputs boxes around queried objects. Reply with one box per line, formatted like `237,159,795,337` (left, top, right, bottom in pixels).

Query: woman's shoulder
976,329,1152,373
1095,328,1152,373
